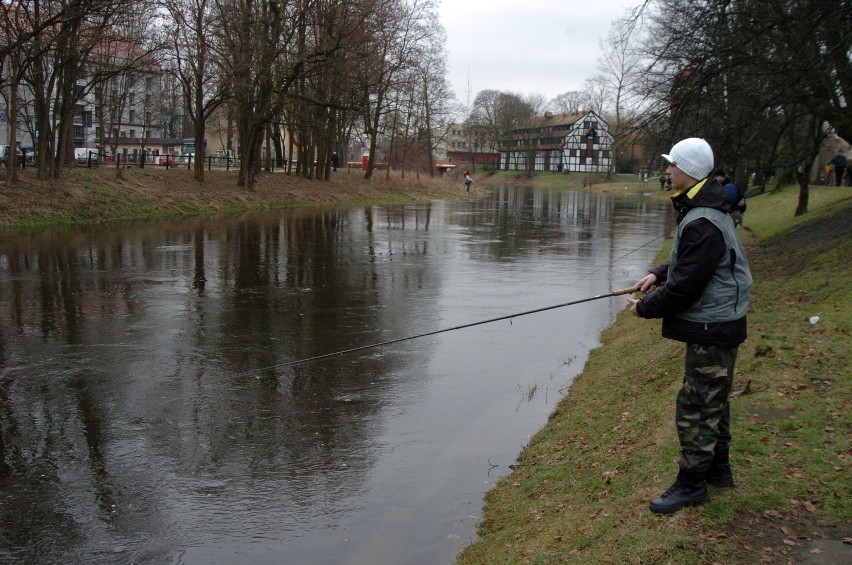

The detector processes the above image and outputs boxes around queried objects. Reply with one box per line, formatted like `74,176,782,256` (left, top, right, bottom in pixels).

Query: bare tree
216,0,320,190
595,19,645,177
550,91,588,114
357,0,438,180
524,93,548,116
468,89,534,165
636,0,850,215
379,4,450,178
166,0,227,181
157,63,184,140
0,1,34,183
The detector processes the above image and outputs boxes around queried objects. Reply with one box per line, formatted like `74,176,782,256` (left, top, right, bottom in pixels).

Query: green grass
458,185,851,564
481,170,654,193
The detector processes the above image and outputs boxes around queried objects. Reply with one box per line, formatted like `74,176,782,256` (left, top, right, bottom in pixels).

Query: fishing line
246,286,640,371
242,216,675,373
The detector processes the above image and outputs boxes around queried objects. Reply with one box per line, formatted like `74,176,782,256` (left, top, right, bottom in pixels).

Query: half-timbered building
498,111,613,174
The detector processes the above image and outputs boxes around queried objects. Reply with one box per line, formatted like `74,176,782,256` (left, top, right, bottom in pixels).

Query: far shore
0,166,655,230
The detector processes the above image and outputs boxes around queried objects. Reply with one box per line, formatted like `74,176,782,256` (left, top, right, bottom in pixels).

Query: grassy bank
0,165,471,230
458,184,851,564
478,169,657,193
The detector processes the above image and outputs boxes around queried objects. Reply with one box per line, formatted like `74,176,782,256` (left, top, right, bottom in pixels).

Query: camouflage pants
675,343,738,473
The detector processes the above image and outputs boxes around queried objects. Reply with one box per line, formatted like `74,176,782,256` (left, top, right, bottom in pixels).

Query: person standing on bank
464,170,473,192
828,151,847,187
626,137,753,514
712,167,745,226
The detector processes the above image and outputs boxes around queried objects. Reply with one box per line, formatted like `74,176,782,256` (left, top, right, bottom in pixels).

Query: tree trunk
194,127,205,182
6,73,20,184
794,169,809,216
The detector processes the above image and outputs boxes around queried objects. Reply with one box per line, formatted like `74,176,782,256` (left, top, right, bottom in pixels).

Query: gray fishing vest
668,207,753,323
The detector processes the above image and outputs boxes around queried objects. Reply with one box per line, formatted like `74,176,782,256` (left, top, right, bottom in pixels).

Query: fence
82,152,242,171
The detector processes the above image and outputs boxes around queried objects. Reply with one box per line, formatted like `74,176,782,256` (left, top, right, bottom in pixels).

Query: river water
0,186,672,564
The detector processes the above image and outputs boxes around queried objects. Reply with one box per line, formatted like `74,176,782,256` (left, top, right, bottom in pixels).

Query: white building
498,111,613,174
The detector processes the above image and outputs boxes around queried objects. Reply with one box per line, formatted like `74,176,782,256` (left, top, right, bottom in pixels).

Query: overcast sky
438,0,641,107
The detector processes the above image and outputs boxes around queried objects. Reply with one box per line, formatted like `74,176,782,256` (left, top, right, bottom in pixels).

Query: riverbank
479,169,659,193
459,184,851,563
0,166,474,229
0,166,658,230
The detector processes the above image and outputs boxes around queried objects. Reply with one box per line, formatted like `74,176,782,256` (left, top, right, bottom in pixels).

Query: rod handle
611,286,640,296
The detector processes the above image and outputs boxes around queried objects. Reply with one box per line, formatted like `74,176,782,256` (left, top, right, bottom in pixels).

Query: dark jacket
829,153,847,168
636,177,749,347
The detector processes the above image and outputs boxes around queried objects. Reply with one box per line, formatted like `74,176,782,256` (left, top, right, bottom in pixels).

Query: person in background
828,151,847,187
331,152,339,172
627,137,753,515
712,167,745,226
464,170,472,192
825,162,835,186
659,174,667,191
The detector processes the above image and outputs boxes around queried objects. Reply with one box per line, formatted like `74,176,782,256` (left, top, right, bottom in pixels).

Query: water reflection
0,186,672,564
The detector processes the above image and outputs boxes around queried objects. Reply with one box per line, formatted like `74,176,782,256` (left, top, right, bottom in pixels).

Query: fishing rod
259,285,640,370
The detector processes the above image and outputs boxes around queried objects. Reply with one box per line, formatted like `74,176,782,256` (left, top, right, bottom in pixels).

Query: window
129,129,136,139
129,109,135,123
82,111,93,127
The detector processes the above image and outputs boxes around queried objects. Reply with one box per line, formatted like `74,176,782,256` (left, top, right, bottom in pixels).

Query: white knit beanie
661,138,714,180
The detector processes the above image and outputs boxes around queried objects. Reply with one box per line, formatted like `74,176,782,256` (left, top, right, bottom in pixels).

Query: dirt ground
0,164,472,228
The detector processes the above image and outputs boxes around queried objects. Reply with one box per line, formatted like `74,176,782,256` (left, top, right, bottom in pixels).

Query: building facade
0,35,179,165
498,111,613,174
436,123,500,167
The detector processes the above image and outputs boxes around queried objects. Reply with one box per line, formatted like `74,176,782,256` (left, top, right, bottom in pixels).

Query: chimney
544,112,553,119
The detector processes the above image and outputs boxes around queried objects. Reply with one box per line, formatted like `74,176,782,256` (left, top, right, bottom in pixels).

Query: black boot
707,451,735,488
649,470,709,514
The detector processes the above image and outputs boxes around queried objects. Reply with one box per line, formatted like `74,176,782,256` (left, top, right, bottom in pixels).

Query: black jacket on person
829,153,847,169
636,177,748,347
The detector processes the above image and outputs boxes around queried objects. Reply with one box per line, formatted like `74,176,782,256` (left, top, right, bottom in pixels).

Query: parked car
0,145,24,166
74,147,98,163
21,147,36,166
158,154,174,166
